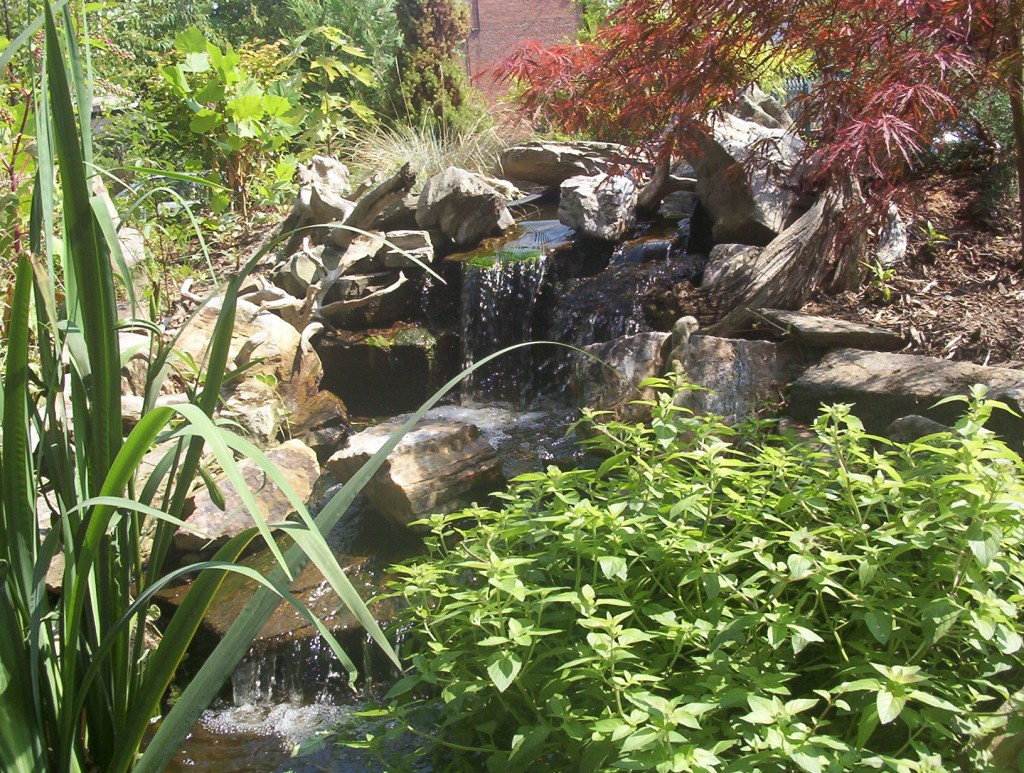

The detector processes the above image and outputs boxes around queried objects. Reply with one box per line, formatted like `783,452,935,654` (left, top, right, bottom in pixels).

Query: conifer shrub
378,380,1024,772
391,0,484,131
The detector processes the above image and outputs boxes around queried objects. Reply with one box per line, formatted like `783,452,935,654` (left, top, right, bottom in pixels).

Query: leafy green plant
376,378,1024,772
862,259,897,304
155,27,306,217
917,220,951,261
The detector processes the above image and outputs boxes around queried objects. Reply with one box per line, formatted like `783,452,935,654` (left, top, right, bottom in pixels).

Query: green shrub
379,379,1024,772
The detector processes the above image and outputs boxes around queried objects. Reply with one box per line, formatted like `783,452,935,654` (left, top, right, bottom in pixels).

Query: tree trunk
699,179,866,336
1008,30,1024,266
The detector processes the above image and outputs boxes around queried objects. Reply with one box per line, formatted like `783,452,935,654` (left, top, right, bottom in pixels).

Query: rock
318,271,418,329
220,378,282,445
700,243,762,288
371,192,419,231
699,180,867,335
757,308,905,351
280,155,355,240
175,439,320,554
789,349,1024,443
285,389,349,462
876,203,908,268
299,155,354,226
660,190,697,221
174,297,323,416
416,167,515,249
499,140,630,187
381,230,434,269
477,174,521,201
733,84,794,130
326,419,502,528
687,112,804,245
120,331,153,396
117,226,145,271
198,551,395,644
322,234,385,274
670,335,794,423
299,154,352,196
121,392,190,428
272,248,326,296
884,415,950,444
573,332,671,423
664,316,700,366
558,173,638,242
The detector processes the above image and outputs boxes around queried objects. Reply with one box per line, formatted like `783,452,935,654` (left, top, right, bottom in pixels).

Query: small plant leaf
487,653,522,693
864,610,892,644
877,688,906,725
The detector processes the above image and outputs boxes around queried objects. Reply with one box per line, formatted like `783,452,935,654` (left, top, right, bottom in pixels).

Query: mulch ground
805,174,1024,367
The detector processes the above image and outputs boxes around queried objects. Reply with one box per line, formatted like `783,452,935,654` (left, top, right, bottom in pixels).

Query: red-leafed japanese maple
501,0,1024,258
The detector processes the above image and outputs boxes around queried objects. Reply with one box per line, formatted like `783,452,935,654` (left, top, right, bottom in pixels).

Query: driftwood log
326,163,416,253
699,179,866,336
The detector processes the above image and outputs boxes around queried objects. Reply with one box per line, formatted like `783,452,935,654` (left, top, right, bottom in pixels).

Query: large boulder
175,439,321,555
789,349,1024,443
670,335,794,423
572,332,671,423
687,112,804,245
174,297,323,415
326,419,502,528
499,140,630,187
416,167,515,249
558,173,638,242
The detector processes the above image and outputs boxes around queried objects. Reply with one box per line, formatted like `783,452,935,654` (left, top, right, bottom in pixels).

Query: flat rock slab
758,308,904,351
327,419,502,528
500,140,629,187
176,439,321,554
790,348,1024,442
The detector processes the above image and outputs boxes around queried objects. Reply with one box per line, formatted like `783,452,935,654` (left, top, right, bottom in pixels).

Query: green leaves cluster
155,25,375,215
380,381,1024,772
156,27,303,216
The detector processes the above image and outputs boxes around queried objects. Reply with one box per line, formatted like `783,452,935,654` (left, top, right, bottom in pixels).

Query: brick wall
464,0,580,105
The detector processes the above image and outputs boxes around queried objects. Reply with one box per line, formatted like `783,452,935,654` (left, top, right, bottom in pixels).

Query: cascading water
170,207,706,771
458,219,572,407
460,251,549,406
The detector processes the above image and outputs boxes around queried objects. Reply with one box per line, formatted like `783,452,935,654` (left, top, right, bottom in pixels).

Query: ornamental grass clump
380,378,1024,772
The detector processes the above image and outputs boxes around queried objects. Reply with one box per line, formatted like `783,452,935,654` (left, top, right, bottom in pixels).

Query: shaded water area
166,202,707,771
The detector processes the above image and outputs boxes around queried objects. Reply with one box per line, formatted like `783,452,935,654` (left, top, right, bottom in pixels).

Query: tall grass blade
0,563,44,773
43,3,119,482
0,257,38,617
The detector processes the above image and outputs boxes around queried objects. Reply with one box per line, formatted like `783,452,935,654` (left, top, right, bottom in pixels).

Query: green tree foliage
148,25,375,214
392,0,483,130
379,380,1024,772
